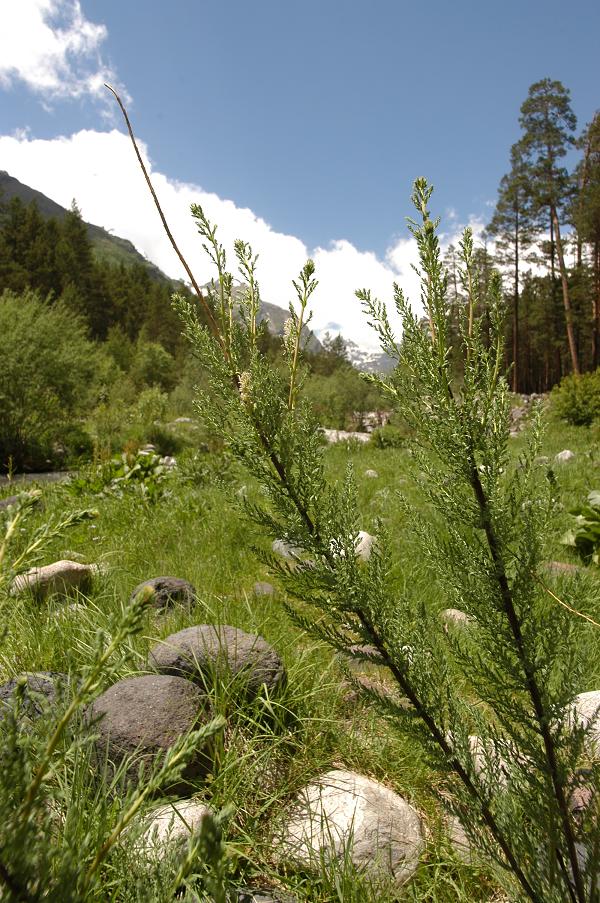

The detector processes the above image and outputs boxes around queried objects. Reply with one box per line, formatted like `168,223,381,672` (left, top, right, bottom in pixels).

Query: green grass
1,407,599,900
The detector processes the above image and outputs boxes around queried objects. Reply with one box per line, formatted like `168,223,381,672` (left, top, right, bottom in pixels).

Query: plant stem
289,304,306,411
352,606,543,902
0,860,35,902
469,461,586,902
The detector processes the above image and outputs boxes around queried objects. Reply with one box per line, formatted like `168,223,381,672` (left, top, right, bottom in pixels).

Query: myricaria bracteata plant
173,180,600,901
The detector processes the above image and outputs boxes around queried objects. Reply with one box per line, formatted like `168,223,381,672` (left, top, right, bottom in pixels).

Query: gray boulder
149,625,286,698
277,769,424,887
0,671,67,720
10,560,98,601
364,469,379,479
130,576,197,612
87,674,213,787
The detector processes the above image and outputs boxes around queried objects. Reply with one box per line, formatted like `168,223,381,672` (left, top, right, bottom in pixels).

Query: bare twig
104,83,224,350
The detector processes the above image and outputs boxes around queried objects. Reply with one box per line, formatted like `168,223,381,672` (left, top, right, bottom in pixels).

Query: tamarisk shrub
172,178,600,902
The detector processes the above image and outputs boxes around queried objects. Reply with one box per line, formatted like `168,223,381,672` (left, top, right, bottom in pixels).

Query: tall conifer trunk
551,206,580,374
512,209,520,392
594,239,600,369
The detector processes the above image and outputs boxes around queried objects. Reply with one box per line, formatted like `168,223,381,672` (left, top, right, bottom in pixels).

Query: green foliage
551,369,600,425
302,354,385,430
2,401,598,900
131,341,177,392
175,178,600,902
562,489,600,563
369,423,408,449
0,507,228,900
133,386,169,428
175,447,235,488
0,290,106,472
0,194,193,348
0,491,96,590
66,450,174,503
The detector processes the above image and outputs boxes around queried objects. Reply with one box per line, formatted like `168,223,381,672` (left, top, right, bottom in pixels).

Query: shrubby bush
0,290,108,472
130,339,177,392
171,180,600,902
66,448,175,501
90,385,185,457
304,368,384,430
369,419,411,449
551,369,600,425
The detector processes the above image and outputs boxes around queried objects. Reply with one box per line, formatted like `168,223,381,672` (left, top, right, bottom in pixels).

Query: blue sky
1,0,599,347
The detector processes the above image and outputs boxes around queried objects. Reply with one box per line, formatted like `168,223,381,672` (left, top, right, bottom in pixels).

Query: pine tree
0,198,45,294
519,79,579,374
572,113,600,366
55,201,104,335
488,143,533,391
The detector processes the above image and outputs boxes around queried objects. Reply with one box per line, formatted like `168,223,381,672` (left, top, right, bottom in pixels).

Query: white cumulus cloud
0,128,487,350
0,0,125,103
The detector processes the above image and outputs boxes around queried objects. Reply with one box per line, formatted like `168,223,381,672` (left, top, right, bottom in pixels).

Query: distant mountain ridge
343,339,395,374
200,280,322,353
0,171,355,358
0,170,169,281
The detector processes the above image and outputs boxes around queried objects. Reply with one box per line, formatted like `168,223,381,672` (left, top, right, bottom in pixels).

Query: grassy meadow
0,405,599,902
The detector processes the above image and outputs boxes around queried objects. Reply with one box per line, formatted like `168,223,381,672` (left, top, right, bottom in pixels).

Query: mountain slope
201,281,322,352
0,170,167,281
344,339,395,373
0,171,321,353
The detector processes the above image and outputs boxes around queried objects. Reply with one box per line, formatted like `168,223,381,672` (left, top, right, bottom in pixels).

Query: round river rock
149,625,286,698
87,674,212,787
277,769,424,887
10,560,97,601
0,671,67,720
130,576,197,612
135,798,211,858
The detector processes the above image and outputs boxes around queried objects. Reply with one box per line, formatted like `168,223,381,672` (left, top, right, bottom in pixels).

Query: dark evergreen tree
487,143,533,391
518,79,579,373
0,198,45,293
572,113,600,366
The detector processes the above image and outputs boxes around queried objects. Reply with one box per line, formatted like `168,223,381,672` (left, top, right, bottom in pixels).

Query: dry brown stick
104,83,224,350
